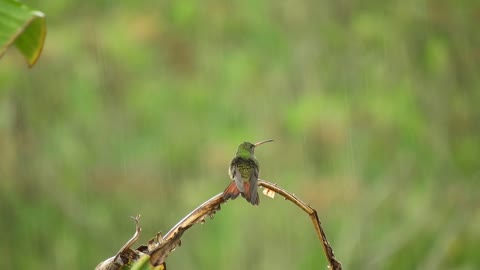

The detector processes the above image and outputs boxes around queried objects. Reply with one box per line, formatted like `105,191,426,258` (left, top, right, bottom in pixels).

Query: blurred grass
1,0,479,269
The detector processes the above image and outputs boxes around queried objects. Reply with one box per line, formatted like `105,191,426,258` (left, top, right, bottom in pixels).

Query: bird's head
236,139,273,157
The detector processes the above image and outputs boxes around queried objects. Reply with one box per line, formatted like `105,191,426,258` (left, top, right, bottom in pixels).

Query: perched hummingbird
222,140,273,205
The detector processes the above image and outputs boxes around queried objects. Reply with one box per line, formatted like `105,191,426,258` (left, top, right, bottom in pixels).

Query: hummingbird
222,139,273,205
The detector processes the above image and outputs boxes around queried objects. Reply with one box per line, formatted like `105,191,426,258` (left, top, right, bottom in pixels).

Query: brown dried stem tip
258,179,342,270
95,215,143,270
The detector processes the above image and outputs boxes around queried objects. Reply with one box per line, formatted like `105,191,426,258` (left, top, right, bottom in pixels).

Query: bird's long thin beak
254,139,274,147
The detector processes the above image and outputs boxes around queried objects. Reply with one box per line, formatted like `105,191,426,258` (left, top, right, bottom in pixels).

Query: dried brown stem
148,193,225,265
258,179,342,270
117,215,142,257
95,215,142,270
148,181,341,270
96,180,342,269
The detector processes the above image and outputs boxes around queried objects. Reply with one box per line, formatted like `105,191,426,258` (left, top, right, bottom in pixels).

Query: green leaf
128,254,165,270
0,0,46,67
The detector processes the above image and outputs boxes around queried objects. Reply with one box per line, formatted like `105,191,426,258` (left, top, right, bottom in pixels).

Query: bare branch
97,182,342,269
148,193,225,265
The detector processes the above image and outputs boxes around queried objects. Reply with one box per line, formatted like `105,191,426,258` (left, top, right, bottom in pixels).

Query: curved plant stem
96,180,342,269
258,179,342,270
149,181,342,270
149,193,224,265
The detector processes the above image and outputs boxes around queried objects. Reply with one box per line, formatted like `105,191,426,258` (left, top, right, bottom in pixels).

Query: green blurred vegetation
1,1,479,269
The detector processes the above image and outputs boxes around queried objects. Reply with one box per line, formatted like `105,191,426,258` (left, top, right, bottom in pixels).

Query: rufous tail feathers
222,181,240,201
223,181,259,205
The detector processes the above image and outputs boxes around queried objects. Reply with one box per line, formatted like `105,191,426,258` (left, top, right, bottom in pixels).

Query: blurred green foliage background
1,1,479,269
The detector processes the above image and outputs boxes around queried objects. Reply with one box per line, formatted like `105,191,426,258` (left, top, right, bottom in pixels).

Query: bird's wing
247,164,259,205
230,158,245,193
228,159,235,180
234,166,245,192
